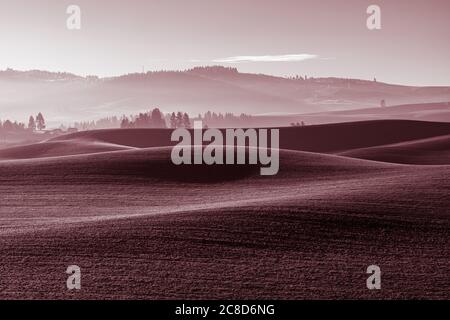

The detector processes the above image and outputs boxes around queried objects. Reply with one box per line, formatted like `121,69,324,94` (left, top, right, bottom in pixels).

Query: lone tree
120,116,131,128
28,115,36,132
36,112,46,130
170,112,177,128
176,112,184,128
151,108,166,128
380,99,386,108
182,113,191,128
2,120,13,131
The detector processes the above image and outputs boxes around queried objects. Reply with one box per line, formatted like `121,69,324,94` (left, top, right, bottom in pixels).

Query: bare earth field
0,120,449,299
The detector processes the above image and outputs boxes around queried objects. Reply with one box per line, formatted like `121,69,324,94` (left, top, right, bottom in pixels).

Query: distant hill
0,68,82,81
1,66,450,124
252,102,450,126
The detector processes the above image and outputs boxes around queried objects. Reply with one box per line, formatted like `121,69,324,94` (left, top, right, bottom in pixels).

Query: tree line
120,108,169,128
72,109,254,131
74,116,121,131
0,113,46,132
1,109,257,134
198,112,252,127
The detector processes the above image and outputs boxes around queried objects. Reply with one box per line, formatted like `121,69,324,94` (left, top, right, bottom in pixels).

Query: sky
0,0,449,86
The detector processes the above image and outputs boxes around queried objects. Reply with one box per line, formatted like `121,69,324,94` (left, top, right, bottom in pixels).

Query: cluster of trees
289,75,311,81
290,121,306,127
187,66,239,76
0,113,45,133
114,66,239,82
288,76,384,86
74,116,120,131
0,119,26,132
168,112,191,129
120,110,251,129
70,109,256,131
197,112,252,127
28,113,46,131
121,108,167,128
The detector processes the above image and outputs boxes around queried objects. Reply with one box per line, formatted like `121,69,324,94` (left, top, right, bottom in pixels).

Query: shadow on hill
279,120,450,153
50,120,450,153
338,134,450,164
112,160,262,183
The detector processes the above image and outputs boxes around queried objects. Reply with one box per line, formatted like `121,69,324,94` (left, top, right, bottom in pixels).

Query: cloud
213,54,318,63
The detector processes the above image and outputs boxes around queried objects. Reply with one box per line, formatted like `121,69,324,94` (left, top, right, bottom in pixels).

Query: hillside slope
0,146,448,299
338,134,450,164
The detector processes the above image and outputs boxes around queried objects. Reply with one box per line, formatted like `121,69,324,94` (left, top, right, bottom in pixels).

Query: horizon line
2,66,450,88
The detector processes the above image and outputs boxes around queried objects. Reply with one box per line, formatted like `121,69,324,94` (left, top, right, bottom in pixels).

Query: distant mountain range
1,66,449,125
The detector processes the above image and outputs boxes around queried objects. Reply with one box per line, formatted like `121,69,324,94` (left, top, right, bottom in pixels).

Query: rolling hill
0,144,448,299
338,134,450,164
1,120,449,161
0,119,449,299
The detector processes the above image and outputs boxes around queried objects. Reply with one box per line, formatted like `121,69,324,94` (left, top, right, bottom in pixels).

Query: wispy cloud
213,54,318,63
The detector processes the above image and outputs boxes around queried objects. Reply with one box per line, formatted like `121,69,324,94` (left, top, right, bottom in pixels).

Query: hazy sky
0,0,449,86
